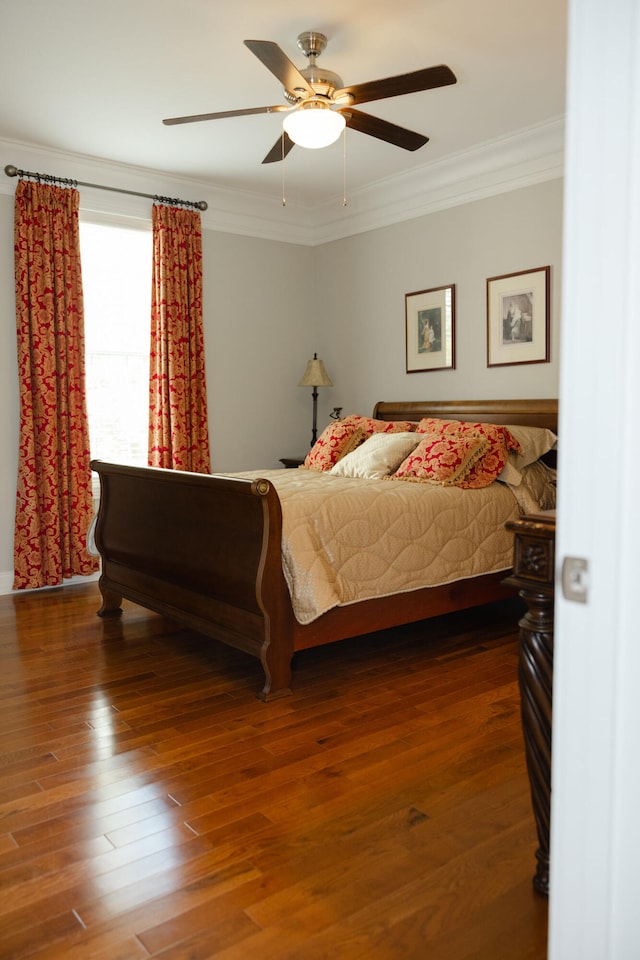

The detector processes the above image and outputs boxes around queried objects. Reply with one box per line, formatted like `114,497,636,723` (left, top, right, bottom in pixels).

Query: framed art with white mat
405,284,455,373
486,266,550,367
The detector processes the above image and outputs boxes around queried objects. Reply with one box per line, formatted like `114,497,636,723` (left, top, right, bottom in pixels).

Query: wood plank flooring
0,583,548,959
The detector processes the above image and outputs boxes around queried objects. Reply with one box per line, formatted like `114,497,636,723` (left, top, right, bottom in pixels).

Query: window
80,221,152,485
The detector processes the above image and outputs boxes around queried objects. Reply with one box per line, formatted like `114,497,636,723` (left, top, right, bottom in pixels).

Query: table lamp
298,353,333,446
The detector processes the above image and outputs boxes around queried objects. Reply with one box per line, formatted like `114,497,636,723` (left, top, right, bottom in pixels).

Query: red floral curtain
148,204,210,472
13,179,98,590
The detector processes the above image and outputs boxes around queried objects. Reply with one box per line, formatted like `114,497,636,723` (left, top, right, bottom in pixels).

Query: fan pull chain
343,127,348,207
281,132,286,206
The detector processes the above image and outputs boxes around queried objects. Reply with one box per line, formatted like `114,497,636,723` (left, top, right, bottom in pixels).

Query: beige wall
314,178,562,417
0,193,19,581
0,176,562,591
202,229,316,471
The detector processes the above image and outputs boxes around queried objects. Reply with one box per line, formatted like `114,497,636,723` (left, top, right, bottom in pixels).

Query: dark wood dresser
504,511,555,896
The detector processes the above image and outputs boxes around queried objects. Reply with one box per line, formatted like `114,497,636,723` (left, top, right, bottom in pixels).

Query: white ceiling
0,0,567,213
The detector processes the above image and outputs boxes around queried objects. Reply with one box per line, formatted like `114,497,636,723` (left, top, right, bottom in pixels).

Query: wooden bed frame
91,398,558,700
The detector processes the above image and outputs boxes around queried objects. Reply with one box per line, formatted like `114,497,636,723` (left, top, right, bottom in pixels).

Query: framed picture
405,284,455,373
486,266,550,367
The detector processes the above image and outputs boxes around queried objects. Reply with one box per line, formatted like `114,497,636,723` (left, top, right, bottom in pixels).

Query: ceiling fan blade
262,131,296,164
244,39,315,97
163,105,290,125
334,64,456,106
341,108,428,151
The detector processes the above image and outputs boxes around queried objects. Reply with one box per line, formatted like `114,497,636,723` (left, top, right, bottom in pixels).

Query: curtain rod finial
4,165,18,178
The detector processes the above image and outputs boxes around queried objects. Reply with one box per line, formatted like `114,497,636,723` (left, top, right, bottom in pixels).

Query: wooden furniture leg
97,579,123,618
505,513,555,897
517,585,553,895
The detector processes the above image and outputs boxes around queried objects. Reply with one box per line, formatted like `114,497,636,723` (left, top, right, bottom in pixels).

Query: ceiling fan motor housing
283,31,344,103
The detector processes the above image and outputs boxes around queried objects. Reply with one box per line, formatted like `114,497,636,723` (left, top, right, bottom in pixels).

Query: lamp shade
298,353,333,387
283,106,346,150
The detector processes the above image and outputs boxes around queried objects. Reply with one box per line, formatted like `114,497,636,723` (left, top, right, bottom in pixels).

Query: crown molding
310,117,565,243
0,136,311,242
0,117,564,246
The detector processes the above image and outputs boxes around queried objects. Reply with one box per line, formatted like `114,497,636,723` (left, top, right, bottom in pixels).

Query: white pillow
330,432,420,479
498,425,557,485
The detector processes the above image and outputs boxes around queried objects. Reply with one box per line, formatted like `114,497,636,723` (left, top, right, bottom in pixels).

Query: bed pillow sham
390,432,489,485
497,425,558,485
330,432,421,479
414,418,521,489
503,460,557,513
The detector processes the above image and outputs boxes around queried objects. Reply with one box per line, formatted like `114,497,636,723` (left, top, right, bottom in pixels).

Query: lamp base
310,387,319,446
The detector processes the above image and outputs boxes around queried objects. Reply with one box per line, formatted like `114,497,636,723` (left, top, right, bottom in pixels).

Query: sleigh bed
91,398,558,700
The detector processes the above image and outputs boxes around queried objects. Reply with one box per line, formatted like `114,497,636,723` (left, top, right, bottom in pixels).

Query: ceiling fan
163,31,457,164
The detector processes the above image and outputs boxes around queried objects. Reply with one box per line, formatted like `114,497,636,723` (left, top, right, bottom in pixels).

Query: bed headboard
372,398,558,434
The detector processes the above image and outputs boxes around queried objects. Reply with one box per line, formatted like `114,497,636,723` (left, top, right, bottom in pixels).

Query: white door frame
550,0,640,956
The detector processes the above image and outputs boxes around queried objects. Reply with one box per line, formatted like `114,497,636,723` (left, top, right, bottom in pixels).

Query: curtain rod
4,164,208,211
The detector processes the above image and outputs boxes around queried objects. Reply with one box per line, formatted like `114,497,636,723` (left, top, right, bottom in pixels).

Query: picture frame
486,266,550,367
405,284,455,373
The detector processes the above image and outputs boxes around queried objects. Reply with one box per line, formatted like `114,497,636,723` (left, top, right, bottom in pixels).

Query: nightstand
279,457,305,469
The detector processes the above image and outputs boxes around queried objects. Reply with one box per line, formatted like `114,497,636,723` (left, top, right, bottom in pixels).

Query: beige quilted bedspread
234,468,520,625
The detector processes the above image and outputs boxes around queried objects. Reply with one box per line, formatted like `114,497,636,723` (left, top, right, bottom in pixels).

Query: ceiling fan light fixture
283,104,345,149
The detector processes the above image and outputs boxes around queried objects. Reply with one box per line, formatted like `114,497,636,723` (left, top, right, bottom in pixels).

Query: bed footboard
90,461,295,700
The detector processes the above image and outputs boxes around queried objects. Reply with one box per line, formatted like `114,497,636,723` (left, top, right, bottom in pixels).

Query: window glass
80,221,152,477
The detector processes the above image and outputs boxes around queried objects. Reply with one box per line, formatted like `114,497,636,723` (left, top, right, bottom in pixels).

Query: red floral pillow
302,416,364,471
415,418,522,489
392,432,489,485
303,416,416,471
351,416,417,437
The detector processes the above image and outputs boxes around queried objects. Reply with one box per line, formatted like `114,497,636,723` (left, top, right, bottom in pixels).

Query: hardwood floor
0,583,548,959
